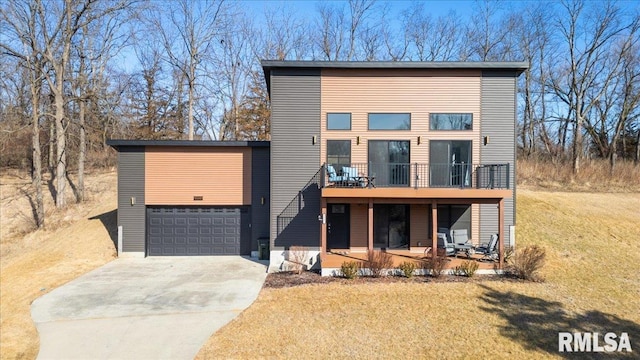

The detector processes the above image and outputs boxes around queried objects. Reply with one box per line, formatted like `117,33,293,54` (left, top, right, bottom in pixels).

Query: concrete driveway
31,257,267,359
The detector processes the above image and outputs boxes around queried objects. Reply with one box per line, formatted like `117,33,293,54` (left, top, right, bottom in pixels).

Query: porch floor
321,250,497,270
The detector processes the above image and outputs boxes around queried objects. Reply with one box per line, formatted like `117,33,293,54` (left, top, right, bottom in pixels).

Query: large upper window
368,113,411,130
327,113,351,130
430,113,473,130
327,140,351,169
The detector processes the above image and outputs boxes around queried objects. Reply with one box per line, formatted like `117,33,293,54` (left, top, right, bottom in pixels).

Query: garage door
147,207,241,256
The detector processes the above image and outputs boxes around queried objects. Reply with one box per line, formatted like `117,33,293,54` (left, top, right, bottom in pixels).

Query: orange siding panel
145,146,251,205
350,204,368,248
410,204,430,248
320,68,481,167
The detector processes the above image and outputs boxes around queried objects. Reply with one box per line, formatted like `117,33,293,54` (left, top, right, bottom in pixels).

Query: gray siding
480,71,517,247
117,147,145,252
270,68,321,250
251,147,271,253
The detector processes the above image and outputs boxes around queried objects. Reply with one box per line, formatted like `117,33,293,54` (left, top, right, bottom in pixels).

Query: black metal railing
322,162,510,189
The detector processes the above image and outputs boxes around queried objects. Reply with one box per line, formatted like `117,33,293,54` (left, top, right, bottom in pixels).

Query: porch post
368,199,374,251
321,198,327,256
498,198,505,269
431,202,438,258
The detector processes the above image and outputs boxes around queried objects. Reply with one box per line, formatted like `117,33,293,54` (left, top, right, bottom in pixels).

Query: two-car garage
146,207,246,256
108,140,270,258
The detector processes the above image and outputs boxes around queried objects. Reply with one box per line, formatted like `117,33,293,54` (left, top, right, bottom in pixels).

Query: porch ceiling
321,187,512,200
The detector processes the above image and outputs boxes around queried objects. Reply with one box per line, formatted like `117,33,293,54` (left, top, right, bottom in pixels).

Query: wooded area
1,0,639,228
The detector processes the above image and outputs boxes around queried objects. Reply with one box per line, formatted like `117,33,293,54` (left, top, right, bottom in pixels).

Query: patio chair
452,229,474,258
475,234,499,261
436,232,455,256
341,166,362,187
326,165,342,185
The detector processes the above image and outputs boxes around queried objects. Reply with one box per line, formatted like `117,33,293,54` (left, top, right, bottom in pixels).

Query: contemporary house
263,61,527,275
108,61,526,275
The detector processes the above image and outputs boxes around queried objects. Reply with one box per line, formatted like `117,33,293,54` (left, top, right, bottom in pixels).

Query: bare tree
150,0,226,140
550,0,636,174
1,0,46,225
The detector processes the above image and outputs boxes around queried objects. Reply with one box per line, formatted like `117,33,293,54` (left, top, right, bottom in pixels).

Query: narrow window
326,140,351,171
430,113,473,130
368,113,411,130
327,113,351,130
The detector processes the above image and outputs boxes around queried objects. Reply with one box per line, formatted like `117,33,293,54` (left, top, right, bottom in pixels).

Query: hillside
0,170,117,359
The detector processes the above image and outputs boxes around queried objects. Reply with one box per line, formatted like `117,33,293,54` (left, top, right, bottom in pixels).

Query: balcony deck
322,162,510,199
322,186,512,199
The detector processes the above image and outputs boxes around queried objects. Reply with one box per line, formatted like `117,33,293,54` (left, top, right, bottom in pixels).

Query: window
368,113,411,130
430,113,473,130
327,140,351,170
430,140,472,187
327,113,351,130
368,140,410,187
374,204,410,249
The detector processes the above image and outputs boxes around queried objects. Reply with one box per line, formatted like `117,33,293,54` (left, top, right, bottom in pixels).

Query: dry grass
517,158,640,192
0,170,117,360
196,190,640,359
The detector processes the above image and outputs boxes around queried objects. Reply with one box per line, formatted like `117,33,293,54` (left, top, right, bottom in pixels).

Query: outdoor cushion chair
341,166,362,187
326,165,342,184
437,232,456,256
452,229,474,257
452,229,470,245
475,234,499,261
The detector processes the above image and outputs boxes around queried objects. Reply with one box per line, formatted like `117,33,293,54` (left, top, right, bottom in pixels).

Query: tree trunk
49,119,55,177
54,89,67,208
635,128,640,165
572,115,583,175
77,98,86,202
31,77,45,228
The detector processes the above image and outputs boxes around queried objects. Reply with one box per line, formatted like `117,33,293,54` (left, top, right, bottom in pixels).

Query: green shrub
397,261,417,278
340,261,360,279
506,245,546,281
453,260,479,277
364,250,394,277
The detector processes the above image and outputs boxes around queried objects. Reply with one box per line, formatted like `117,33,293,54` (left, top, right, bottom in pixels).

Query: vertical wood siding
410,204,429,247
480,71,517,246
117,147,145,252
145,146,251,205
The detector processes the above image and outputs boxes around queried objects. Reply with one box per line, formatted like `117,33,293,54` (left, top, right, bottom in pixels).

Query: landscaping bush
364,250,394,277
340,261,361,279
506,245,546,281
287,246,308,274
422,252,447,278
397,261,417,278
453,260,479,277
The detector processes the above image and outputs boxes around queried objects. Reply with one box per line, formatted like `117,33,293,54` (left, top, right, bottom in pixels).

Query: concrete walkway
31,257,267,359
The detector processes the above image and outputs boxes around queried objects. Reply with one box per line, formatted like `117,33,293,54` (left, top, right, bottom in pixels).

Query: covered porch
319,191,509,273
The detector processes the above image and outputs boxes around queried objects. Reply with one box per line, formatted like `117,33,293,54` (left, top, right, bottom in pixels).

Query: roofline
261,60,529,71
106,139,270,150
261,60,529,94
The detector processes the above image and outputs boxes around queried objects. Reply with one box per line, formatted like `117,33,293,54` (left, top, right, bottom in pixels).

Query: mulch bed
263,271,513,289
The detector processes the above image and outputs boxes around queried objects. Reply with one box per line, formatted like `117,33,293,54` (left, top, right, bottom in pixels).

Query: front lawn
196,190,640,359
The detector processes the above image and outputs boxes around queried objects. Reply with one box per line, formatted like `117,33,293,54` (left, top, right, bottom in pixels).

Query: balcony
322,163,511,199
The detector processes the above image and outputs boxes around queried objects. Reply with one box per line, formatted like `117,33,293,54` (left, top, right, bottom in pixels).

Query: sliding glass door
368,140,410,187
430,140,472,187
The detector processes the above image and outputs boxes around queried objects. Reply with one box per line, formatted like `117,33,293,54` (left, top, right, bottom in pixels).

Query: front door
327,204,350,250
